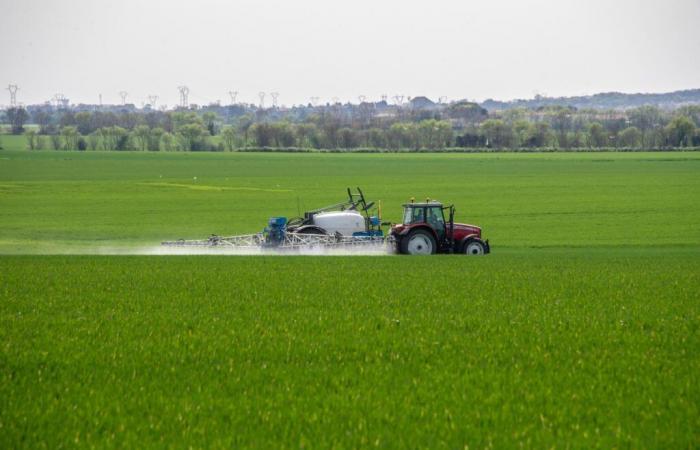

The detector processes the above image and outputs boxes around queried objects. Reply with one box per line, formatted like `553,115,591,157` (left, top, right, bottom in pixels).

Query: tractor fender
459,234,481,251
293,225,328,235
396,224,439,242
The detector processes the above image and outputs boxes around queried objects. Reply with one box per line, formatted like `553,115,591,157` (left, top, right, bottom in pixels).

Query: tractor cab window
403,207,425,224
426,207,445,228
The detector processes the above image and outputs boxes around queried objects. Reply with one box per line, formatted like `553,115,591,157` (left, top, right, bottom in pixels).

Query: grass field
0,150,698,252
1,149,699,448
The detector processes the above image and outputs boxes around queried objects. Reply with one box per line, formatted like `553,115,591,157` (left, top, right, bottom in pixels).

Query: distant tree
6,107,29,134
97,128,109,150
295,123,317,148
132,125,151,151
117,112,143,130
87,132,100,151
355,129,370,148
33,109,53,134
386,124,402,149
149,127,164,151
59,111,76,128
94,111,119,130
567,131,585,148
143,111,163,129
417,119,452,149
367,128,387,149
100,126,129,150
628,106,661,147
446,101,488,122
524,122,554,148
25,129,38,150
36,135,46,150
75,112,94,135
220,125,237,151
271,122,296,147
338,128,359,149
665,115,695,147
236,114,255,146
177,123,209,151
320,116,342,148
61,126,80,150
513,120,531,147
202,112,220,135
608,117,630,139
388,122,418,149
160,132,177,151
551,109,573,148
455,132,486,148
480,119,513,148
250,123,273,147
587,122,607,148
618,127,642,148
675,105,700,127
49,134,62,150
170,111,204,130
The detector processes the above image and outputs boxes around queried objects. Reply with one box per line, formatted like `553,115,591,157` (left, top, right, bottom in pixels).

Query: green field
1,150,698,252
1,150,699,448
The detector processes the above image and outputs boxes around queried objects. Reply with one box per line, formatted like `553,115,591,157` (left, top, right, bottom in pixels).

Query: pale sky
1,0,699,107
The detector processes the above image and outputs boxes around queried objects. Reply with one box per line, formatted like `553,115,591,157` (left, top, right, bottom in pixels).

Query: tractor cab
401,201,450,241
391,199,490,255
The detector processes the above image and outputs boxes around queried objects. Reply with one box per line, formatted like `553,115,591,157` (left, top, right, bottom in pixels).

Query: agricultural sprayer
161,188,490,255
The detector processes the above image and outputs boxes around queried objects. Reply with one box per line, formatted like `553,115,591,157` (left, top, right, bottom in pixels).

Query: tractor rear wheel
463,239,486,255
401,229,436,255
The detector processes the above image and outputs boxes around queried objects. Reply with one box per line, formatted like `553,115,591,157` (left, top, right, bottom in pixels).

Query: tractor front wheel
463,239,486,255
400,230,436,255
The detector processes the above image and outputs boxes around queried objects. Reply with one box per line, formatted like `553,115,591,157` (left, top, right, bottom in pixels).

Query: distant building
409,96,436,109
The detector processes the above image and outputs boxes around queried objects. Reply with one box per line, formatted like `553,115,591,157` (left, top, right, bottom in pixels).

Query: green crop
1,253,698,448
0,150,698,448
0,150,698,253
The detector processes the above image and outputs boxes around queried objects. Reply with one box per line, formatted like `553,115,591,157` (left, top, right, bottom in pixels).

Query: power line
228,90,238,105
7,84,19,107
177,86,190,108
53,93,68,109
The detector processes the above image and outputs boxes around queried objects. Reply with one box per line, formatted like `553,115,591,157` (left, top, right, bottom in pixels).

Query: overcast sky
1,0,699,107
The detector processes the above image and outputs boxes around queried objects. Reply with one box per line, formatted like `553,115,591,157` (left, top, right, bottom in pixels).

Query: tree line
3,103,700,151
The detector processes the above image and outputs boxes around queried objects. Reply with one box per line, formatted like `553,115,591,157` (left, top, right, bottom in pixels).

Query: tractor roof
403,201,444,207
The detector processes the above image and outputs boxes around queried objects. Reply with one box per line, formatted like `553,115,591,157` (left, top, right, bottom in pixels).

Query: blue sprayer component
352,230,384,237
264,217,287,246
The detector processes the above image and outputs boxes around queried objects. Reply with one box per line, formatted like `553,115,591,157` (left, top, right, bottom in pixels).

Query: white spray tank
312,211,365,236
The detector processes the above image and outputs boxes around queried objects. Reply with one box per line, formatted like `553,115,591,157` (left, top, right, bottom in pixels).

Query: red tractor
390,200,490,255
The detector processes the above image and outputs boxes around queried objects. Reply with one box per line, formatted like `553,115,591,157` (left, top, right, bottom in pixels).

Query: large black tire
400,229,437,255
462,238,486,255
